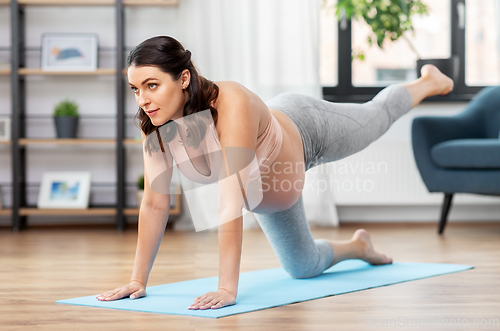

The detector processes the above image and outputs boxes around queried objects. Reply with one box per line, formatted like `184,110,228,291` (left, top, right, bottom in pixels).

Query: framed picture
41,33,98,71
37,172,92,209
0,117,10,141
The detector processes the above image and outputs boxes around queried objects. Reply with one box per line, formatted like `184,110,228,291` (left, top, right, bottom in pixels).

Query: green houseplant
52,99,80,138
328,0,459,83
332,0,429,60
136,174,144,207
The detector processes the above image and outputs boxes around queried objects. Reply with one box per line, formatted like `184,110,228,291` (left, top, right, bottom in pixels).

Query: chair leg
438,194,454,235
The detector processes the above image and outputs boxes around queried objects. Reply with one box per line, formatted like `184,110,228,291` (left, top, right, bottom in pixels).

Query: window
352,0,450,86
322,0,496,102
465,0,500,86
320,0,338,86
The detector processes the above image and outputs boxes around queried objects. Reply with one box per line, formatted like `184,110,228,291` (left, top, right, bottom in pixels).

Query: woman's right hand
96,280,147,301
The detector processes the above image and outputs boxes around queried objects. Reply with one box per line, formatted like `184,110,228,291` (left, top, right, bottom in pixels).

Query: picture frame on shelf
37,172,92,209
0,117,10,141
41,33,98,71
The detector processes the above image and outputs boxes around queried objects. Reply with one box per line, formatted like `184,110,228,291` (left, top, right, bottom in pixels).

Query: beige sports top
168,113,283,184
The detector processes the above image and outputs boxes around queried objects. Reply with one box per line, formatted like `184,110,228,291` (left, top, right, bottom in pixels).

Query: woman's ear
181,69,191,89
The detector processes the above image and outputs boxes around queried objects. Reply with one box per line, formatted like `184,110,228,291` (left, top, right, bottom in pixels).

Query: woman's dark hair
127,36,219,151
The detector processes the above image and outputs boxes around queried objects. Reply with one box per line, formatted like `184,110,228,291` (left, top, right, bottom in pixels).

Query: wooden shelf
0,0,10,5
7,205,180,218
123,208,138,216
123,0,178,5
0,209,12,216
18,68,116,76
18,0,114,6
4,139,143,145
125,187,182,216
15,0,178,6
6,139,143,145
123,138,141,145
0,69,11,75
19,208,117,216
6,206,180,217
19,138,116,145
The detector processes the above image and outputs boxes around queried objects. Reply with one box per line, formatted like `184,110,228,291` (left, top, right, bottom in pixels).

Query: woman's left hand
188,288,236,310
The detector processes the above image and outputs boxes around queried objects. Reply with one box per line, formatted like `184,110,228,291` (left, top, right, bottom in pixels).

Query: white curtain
171,0,339,231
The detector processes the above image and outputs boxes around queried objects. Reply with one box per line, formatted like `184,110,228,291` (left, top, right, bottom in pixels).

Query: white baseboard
338,204,500,223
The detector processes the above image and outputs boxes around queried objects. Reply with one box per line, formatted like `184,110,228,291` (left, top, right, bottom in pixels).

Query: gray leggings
253,84,412,279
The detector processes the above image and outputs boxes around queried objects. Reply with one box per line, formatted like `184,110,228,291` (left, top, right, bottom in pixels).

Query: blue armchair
412,86,500,234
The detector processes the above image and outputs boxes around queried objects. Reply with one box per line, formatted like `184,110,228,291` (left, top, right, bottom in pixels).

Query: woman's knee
284,239,335,279
285,266,322,279
278,252,323,279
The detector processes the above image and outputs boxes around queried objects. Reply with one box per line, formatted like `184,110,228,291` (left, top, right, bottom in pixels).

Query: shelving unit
123,0,177,5
18,68,116,75
18,138,116,145
7,0,180,231
0,1,11,220
19,208,117,216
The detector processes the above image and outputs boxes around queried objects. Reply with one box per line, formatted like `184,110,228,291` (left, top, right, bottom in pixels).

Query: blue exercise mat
56,260,473,318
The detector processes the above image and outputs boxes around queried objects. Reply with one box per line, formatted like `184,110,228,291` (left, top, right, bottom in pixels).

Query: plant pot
416,56,460,91
136,189,144,208
54,116,79,138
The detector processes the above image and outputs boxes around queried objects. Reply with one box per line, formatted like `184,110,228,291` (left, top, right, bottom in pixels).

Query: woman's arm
96,175,171,301
188,85,260,310
97,131,173,301
217,215,243,295
131,130,174,286
130,169,171,287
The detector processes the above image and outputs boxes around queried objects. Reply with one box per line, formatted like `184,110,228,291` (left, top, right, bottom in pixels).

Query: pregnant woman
96,36,454,310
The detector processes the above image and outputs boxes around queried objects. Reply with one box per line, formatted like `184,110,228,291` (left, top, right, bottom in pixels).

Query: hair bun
185,49,191,59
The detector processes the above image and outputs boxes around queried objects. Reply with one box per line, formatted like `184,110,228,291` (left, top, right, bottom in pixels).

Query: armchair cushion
431,139,500,169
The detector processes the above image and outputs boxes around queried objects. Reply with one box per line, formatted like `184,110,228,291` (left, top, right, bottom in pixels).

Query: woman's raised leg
257,65,454,279
266,65,453,171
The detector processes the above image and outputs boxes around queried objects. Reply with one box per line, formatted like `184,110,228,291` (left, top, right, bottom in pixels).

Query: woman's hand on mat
188,288,236,310
96,280,146,301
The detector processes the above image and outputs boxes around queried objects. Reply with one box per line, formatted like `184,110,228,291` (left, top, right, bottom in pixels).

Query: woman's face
128,65,190,126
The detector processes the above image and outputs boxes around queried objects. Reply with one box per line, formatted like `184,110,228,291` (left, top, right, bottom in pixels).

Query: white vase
136,189,144,208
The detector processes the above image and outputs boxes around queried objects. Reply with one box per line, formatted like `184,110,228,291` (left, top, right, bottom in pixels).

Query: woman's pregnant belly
250,108,306,214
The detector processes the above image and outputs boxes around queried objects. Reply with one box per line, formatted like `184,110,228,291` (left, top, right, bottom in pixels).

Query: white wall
332,101,500,222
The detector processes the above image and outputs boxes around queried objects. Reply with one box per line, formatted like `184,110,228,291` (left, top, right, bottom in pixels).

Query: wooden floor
1,222,499,331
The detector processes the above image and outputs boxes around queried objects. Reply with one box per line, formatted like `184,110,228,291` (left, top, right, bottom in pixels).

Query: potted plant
53,99,80,138
136,174,144,207
329,0,459,85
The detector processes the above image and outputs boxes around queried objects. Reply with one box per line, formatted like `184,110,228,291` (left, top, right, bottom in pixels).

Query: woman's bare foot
325,229,392,268
420,64,454,96
352,229,393,265
401,64,454,107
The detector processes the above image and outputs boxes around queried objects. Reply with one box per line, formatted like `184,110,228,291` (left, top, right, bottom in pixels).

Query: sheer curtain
171,0,339,231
